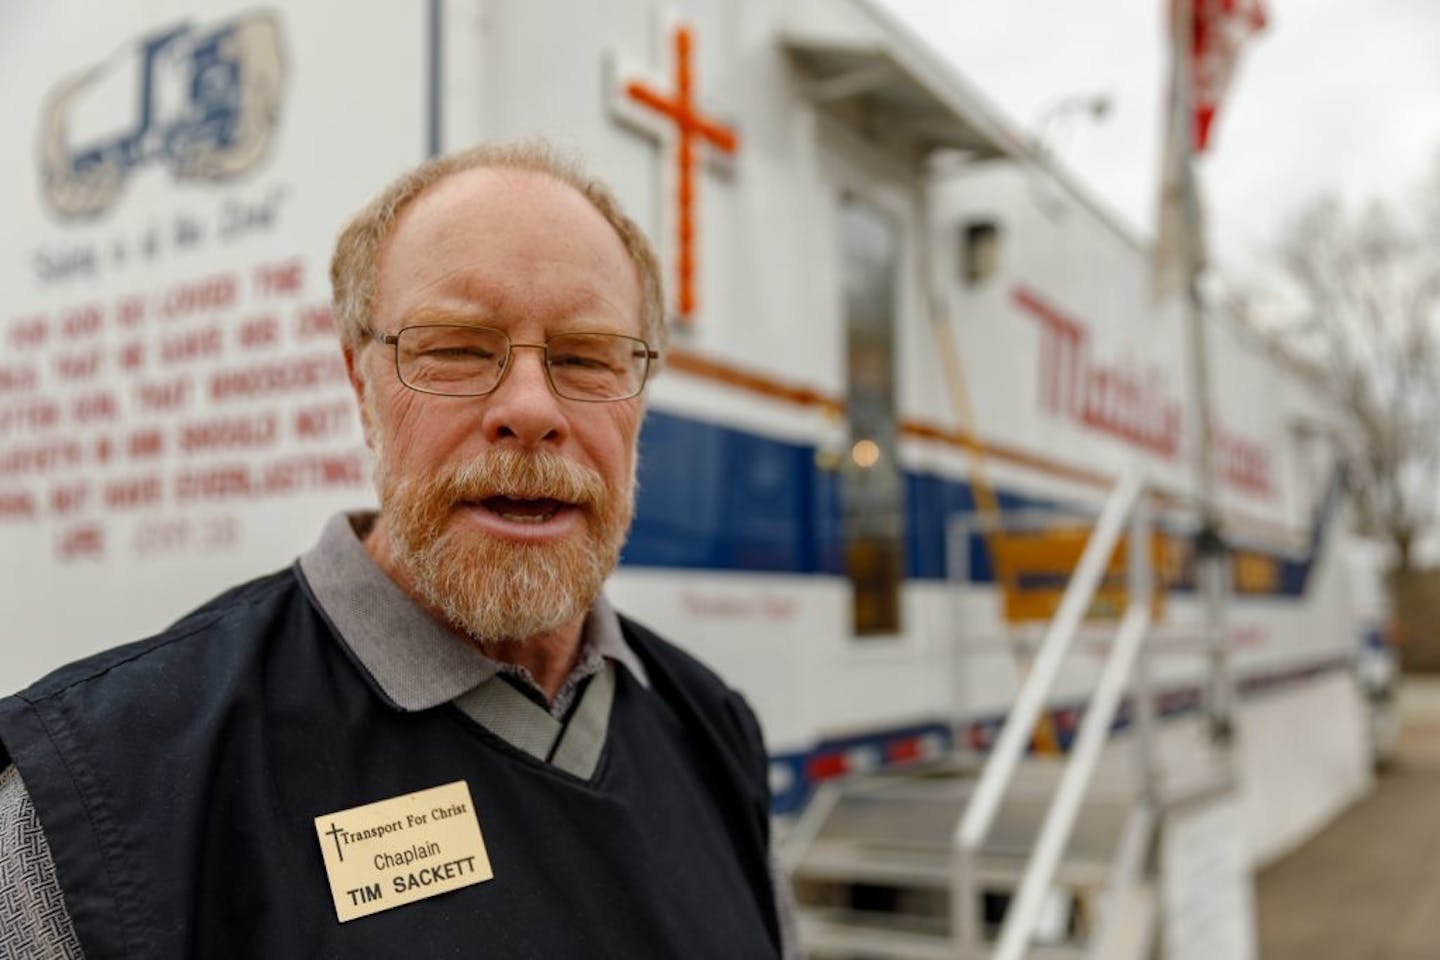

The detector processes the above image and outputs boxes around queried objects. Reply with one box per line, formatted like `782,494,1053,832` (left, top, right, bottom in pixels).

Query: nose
478,344,568,447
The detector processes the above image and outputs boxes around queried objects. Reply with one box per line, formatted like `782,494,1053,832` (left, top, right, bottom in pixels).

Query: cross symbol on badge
325,822,346,862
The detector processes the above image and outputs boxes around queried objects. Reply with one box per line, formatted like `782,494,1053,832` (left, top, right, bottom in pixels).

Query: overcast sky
877,0,1440,276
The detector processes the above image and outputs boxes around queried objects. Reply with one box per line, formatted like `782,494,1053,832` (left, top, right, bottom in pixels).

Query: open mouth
478,495,566,524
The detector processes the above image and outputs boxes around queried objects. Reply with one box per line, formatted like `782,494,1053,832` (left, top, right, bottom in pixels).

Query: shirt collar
296,511,648,711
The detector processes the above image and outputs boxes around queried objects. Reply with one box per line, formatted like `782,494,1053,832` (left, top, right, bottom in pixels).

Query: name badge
314,780,494,922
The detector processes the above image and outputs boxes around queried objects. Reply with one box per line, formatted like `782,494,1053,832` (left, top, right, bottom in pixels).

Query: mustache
421,449,607,508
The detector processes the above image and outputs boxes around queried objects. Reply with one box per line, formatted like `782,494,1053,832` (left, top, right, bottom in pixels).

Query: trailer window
961,220,1001,286
839,196,905,636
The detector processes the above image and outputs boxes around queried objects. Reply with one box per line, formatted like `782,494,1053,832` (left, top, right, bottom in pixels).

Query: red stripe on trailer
806,753,848,780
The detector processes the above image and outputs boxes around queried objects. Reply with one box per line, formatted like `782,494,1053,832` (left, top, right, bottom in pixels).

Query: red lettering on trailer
55,349,102,382
1017,286,1183,460
0,400,61,435
0,490,37,520
60,304,103,339
295,305,336,340
135,378,192,413
1215,425,1273,497
293,399,355,441
127,429,165,460
116,295,146,329
0,440,82,476
104,475,163,510
71,391,118,424
174,465,254,502
119,341,146,372
48,481,89,516
56,522,105,562
159,326,223,364
8,315,49,349
178,413,279,454
173,451,367,504
253,258,304,298
160,274,238,320
0,366,38,396
237,314,279,350
208,353,346,402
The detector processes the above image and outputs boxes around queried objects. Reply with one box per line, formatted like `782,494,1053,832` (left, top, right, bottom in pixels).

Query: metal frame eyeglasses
366,324,659,402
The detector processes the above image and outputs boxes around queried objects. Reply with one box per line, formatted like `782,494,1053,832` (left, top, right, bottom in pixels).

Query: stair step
784,755,1167,959
799,908,1084,960
796,838,1112,890
798,840,954,886
806,759,1131,860
798,909,961,960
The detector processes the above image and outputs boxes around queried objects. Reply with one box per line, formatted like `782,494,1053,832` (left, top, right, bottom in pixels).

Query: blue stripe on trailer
625,409,1341,598
625,409,844,574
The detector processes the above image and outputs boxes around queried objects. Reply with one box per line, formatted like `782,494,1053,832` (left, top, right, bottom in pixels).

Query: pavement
1255,677,1440,960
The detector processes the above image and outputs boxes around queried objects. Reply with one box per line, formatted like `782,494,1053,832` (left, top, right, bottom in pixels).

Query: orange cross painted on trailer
622,24,738,326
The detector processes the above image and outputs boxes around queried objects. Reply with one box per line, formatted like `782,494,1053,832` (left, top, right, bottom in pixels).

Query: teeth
497,510,558,524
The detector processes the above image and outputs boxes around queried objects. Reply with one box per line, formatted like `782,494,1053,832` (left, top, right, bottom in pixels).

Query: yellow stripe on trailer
993,527,1168,624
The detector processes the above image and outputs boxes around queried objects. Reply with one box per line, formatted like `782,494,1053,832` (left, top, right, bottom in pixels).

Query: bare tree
1232,159,1440,573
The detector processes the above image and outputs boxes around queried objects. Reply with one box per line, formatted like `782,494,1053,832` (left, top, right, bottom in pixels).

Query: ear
344,343,376,450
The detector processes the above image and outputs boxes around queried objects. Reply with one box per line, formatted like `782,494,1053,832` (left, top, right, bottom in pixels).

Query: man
0,142,794,958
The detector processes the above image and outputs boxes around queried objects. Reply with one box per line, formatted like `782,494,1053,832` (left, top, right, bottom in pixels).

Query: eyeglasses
366,325,658,402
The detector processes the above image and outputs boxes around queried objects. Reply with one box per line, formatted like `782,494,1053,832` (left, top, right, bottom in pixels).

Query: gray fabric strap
453,680,563,762
452,662,616,780
550,662,616,780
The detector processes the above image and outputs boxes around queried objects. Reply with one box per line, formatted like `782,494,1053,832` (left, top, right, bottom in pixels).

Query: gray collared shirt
298,511,649,721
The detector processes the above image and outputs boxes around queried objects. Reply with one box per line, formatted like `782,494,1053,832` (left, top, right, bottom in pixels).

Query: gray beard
399,512,619,644
377,449,632,645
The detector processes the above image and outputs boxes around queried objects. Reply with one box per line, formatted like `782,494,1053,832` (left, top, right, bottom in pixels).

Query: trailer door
838,193,905,637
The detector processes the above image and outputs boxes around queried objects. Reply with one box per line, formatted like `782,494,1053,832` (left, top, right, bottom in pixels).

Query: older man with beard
0,142,795,959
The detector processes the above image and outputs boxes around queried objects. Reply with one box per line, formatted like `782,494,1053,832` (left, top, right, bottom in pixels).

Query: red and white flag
1189,0,1268,152
1154,0,1267,299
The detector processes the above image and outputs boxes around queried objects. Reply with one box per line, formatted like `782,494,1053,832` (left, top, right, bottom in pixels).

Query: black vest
0,568,780,958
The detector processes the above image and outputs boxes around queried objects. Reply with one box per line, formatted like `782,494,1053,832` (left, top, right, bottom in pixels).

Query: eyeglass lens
394,325,648,400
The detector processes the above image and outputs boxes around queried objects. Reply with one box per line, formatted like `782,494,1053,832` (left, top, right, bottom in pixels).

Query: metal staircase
786,469,1186,959
789,760,1154,959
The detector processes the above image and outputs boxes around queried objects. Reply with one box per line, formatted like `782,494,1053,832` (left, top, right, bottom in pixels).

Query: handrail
992,602,1152,960
955,466,1145,853
778,779,844,874
952,466,1154,959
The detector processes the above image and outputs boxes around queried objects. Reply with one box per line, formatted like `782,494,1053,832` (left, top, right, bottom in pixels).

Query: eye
549,352,610,369
425,345,496,360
